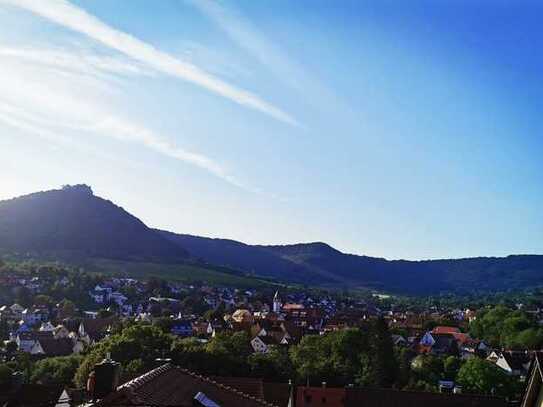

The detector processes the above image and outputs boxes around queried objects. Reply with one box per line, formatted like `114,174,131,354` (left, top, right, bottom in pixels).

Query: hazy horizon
1,0,542,260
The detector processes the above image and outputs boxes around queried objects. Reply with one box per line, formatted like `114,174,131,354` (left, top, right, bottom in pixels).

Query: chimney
88,353,120,400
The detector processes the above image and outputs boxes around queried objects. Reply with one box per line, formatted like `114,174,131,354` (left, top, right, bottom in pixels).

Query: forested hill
0,185,188,262
160,233,543,294
0,185,541,294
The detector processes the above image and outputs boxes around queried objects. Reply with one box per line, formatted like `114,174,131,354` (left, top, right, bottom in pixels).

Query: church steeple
272,291,282,312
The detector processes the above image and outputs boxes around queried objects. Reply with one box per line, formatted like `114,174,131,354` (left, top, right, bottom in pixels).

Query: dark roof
61,318,81,332
521,353,543,407
344,387,509,407
0,384,63,407
18,331,53,341
38,337,74,357
502,351,532,371
81,317,117,339
96,364,277,407
432,334,458,352
263,383,292,407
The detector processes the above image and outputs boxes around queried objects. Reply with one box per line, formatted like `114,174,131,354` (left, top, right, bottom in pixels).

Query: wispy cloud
0,41,246,189
190,0,348,119
0,0,299,127
188,0,304,92
0,46,154,79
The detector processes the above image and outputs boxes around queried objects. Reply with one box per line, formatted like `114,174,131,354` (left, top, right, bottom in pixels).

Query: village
1,264,543,406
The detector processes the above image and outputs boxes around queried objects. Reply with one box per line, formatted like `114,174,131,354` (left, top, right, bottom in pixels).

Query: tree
290,334,333,385
456,358,519,397
470,306,543,349
369,318,396,387
123,359,145,381
206,332,251,376
31,355,82,386
34,295,53,308
5,341,18,356
410,355,443,389
0,364,13,386
290,328,369,386
171,337,213,373
396,348,414,388
97,309,114,319
13,286,32,308
153,317,174,334
248,346,293,381
443,356,462,381
75,324,173,387
59,299,77,319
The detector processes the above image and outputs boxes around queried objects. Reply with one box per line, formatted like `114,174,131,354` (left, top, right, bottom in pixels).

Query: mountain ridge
1,185,542,294
0,185,188,262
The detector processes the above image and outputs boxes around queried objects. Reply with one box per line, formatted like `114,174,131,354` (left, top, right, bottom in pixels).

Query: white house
110,292,128,306
9,303,25,319
39,321,56,332
488,351,532,377
251,336,270,354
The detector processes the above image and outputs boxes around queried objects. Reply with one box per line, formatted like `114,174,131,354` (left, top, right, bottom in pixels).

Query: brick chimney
88,353,120,400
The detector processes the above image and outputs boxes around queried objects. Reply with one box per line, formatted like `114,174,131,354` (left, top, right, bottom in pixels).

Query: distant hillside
160,233,543,294
1,185,541,294
157,231,322,284
0,185,188,262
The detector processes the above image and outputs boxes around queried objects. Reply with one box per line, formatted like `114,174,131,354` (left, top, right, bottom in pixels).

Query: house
432,326,460,335
232,309,254,324
39,321,56,332
431,334,459,356
21,309,41,326
90,363,279,407
78,316,117,343
297,386,345,407
53,325,71,339
14,321,31,335
343,386,509,407
109,292,128,306
171,320,193,337
0,384,67,407
0,306,19,322
419,332,436,347
30,337,75,357
251,335,276,354
89,290,106,304
16,331,53,353
521,353,543,407
10,303,25,319
392,335,407,347
488,350,533,377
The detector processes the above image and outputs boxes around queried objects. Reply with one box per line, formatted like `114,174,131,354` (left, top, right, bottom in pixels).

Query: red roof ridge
168,365,277,406
118,363,173,392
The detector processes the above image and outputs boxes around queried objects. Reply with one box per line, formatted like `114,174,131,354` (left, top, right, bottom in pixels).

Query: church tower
272,291,282,313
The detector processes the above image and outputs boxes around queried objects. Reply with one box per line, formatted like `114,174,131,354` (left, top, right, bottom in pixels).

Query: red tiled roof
211,376,265,400
432,326,460,335
97,364,277,407
283,304,304,310
451,332,471,344
344,387,508,407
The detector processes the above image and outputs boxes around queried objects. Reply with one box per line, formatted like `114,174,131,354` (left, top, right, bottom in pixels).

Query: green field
83,258,275,288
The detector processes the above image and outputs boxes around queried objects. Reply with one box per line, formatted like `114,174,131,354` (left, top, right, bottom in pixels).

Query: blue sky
0,0,541,260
